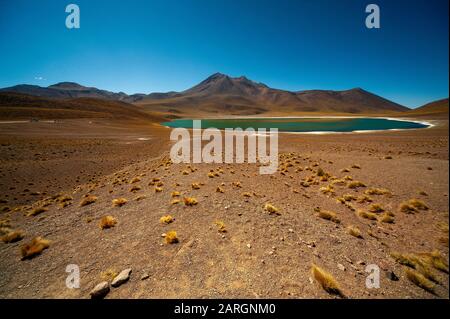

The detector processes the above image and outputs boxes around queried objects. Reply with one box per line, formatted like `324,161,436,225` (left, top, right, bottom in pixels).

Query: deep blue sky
0,0,448,108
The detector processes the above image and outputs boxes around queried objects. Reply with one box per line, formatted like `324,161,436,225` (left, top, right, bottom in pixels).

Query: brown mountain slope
136,73,409,115
409,98,449,115
0,92,164,121
1,73,409,115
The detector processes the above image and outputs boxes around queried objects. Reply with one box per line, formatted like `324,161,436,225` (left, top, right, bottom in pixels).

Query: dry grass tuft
319,185,334,195
357,210,378,220
20,237,50,260
347,225,363,238
1,230,25,243
364,188,391,195
154,187,163,193
130,177,141,184
380,213,395,223
99,216,117,229
165,231,179,244
318,210,340,223
215,221,227,233
171,199,181,205
391,252,439,283
264,203,280,215
369,204,384,213
130,185,141,192
242,192,252,197
405,268,435,294
27,206,48,217
183,197,198,206
80,195,98,207
171,191,181,197
399,199,429,214
347,181,366,189
101,269,118,281
216,186,224,193
311,264,345,297
191,183,201,190
343,194,357,201
112,198,127,207
160,215,174,224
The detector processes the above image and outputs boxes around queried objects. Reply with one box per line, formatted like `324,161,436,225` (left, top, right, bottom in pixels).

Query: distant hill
0,73,411,115
409,98,449,115
0,92,164,121
0,82,130,101
137,73,409,115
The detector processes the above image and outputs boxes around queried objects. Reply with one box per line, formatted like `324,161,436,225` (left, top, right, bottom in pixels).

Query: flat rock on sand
90,281,110,299
111,268,132,287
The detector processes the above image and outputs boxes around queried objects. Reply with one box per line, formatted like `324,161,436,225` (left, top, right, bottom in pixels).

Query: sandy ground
0,114,448,299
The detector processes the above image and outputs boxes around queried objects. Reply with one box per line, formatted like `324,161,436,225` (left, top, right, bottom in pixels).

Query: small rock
288,228,294,233
90,281,110,299
337,263,346,271
356,260,366,266
386,271,399,281
111,268,132,287
247,244,251,249
141,273,150,281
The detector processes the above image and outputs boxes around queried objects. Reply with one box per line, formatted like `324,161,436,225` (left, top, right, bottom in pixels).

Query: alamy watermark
169,120,278,174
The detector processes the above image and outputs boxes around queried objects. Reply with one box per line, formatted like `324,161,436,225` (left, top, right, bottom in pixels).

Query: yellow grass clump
99,216,117,229
405,268,435,294
183,197,198,206
343,194,357,201
215,221,227,233
191,183,201,190
364,188,391,195
311,264,345,297
112,198,127,207
390,252,439,283
101,269,118,281
160,215,174,224
207,172,215,178
242,192,252,197
165,231,179,244
27,206,48,217
380,213,395,224
1,230,25,243
264,203,280,215
80,195,98,207
130,177,141,184
319,185,334,195
357,195,373,203
347,225,362,238
130,185,141,192
369,204,385,213
347,181,366,189
357,210,378,220
171,191,181,197
20,237,50,260
318,210,340,223
58,195,73,203
399,199,428,214
171,199,181,205
216,186,224,193
154,187,163,193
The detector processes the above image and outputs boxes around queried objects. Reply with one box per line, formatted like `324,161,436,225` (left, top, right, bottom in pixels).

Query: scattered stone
337,263,346,271
356,260,366,266
386,271,399,281
141,273,150,281
246,244,251,249
90,281,110,299
111,268,132,287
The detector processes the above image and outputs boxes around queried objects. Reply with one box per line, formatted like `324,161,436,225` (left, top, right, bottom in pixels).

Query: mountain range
1,73,448,117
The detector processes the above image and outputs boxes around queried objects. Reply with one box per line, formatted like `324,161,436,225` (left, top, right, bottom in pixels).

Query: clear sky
0,0,448,108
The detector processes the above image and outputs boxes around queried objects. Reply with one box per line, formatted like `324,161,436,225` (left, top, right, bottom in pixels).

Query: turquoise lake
162,117,429,133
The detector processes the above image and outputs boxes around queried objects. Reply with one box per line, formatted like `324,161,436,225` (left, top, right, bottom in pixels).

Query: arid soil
0,114,448,299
